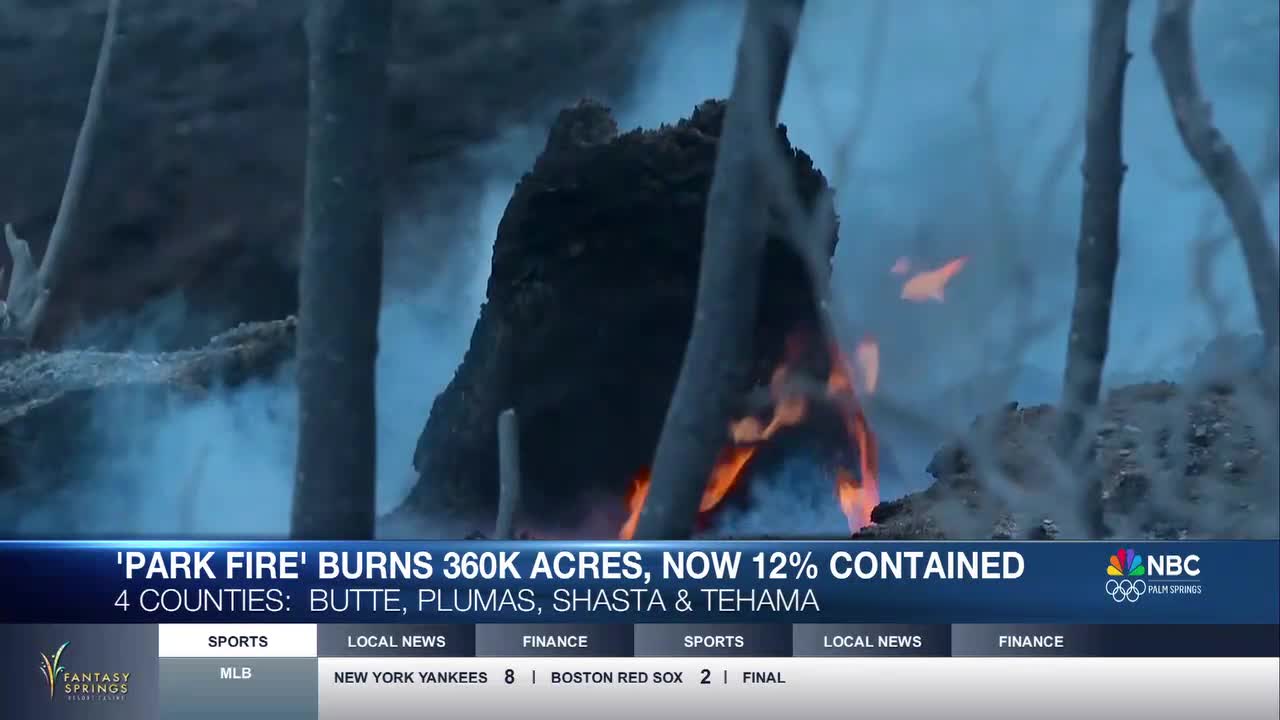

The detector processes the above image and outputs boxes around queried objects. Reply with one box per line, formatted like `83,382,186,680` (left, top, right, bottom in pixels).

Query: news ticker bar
2,540,1277,624
3,625,1277,720
16,623,1280,658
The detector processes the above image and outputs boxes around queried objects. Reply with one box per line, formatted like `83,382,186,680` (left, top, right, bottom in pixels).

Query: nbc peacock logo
1107,548,1146,577
39,642,70,700
1105,548,1147,603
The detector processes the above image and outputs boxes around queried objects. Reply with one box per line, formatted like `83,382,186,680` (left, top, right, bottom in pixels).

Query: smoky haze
5,0,1276,538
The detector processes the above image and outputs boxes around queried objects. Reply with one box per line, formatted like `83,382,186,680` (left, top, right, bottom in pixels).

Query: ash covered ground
0,0,1276,540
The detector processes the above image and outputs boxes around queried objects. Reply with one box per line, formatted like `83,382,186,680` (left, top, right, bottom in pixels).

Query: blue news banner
0,540,1276,628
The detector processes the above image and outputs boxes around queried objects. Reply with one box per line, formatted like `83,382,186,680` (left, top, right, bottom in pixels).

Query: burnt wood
394,99,839,528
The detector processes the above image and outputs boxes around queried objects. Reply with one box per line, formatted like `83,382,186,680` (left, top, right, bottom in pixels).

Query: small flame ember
890,257,912,275
900,256,968,302
620,337,880,539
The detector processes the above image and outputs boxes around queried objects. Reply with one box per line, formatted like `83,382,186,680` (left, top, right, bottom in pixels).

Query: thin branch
969,46,1018,241
177,446,210,535
1010,96,1055,170
1253,102,1280,192
1034,109,1086,217
3,0,121,342
37,0,121,300
796,0,890,187
4,224,38,322
1152,0,1280,350
495,408,521,540
633,0,806,540
840,0,891,175
1192,110,1280,341
967,41,1064,387
1057,0,1133,539
1190,204,1234,334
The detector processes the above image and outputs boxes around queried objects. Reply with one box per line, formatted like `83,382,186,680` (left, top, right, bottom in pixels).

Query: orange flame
900,256,967,302
620,337,880,538
826,348,880,529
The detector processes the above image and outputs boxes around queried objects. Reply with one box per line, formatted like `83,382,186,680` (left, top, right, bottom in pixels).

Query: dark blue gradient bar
0,540,1275,624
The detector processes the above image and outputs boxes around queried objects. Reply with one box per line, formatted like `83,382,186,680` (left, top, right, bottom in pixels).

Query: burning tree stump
394,99,840,530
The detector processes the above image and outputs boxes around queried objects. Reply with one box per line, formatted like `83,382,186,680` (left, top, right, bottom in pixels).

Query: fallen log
0,317,295,491
0,317,295,425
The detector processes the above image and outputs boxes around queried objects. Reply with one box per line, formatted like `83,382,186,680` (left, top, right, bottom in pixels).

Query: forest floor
855,368,1279,540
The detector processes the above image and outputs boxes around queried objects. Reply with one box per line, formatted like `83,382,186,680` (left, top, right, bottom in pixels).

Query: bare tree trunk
495,409,522,539
291,0,391,540
2,0,120,343
1057,0,1132,539
632,0,806,540
1152,0,1280,351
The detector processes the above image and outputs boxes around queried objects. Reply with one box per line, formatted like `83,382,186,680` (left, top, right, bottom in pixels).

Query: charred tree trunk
1057,0,1132,539
1152,0,1280,352
632,0,807,540
291,0,391,540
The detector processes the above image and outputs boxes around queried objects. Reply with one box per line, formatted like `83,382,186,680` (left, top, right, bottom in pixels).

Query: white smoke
5,0,1275,537
7,137,533,537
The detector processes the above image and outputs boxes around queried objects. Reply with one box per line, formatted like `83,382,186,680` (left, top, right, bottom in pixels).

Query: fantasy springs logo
1105,548,1202,603
39,642,130,702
